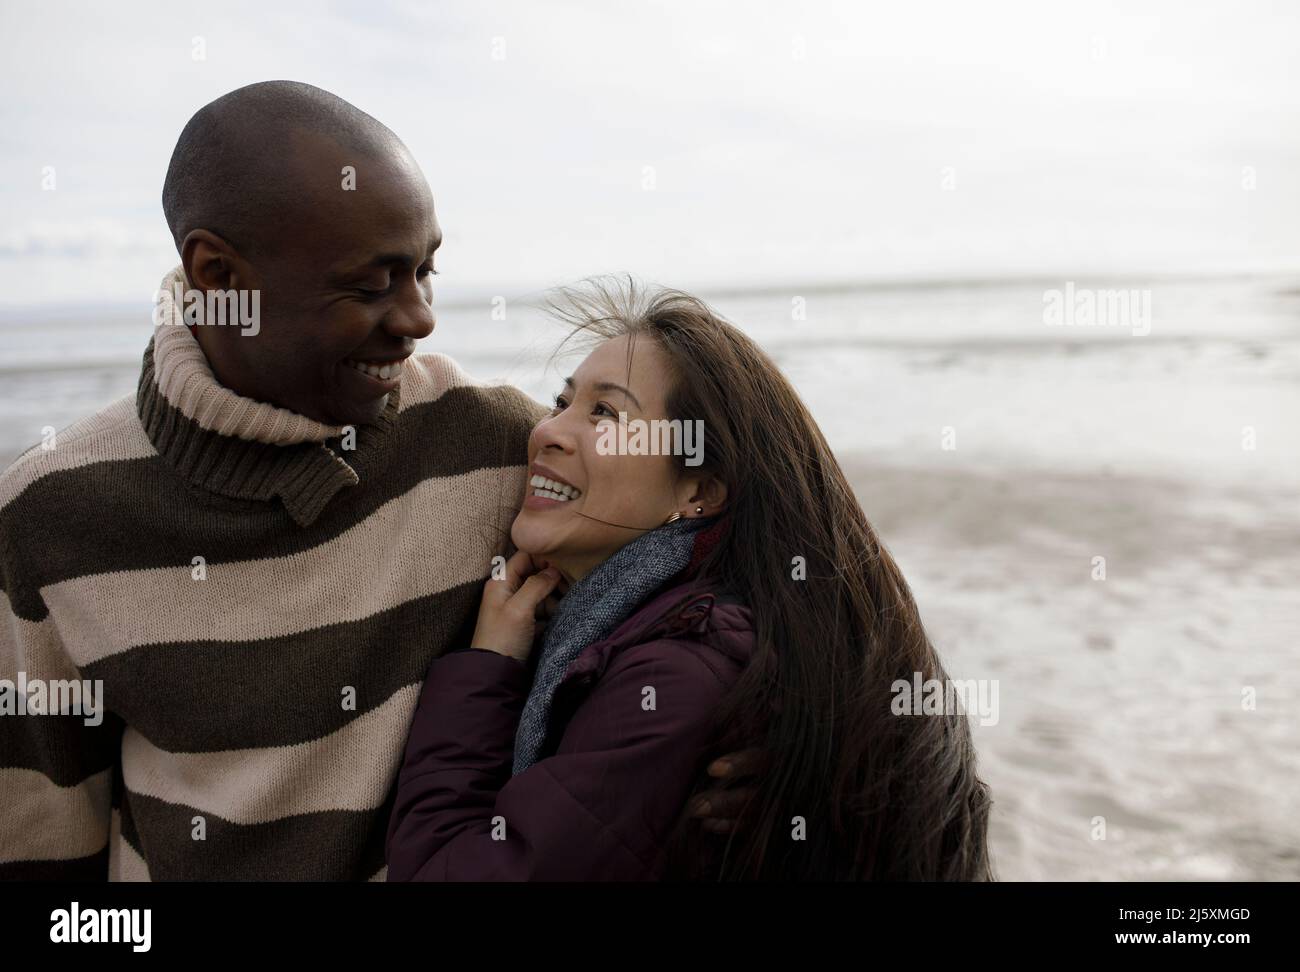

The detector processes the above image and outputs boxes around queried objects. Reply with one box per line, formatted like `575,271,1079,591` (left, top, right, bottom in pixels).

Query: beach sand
844,458,1300,880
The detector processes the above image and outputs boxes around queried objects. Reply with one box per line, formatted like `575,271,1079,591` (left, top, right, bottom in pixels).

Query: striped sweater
0,269,543,880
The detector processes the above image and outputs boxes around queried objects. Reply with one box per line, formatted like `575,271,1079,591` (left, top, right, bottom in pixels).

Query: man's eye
417,264,439,278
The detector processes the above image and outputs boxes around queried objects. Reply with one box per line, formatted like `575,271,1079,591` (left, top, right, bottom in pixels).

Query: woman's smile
522,460,585,510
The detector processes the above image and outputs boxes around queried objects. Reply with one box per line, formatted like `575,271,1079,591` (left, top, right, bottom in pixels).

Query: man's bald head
160,81,439,428
161,80,409,257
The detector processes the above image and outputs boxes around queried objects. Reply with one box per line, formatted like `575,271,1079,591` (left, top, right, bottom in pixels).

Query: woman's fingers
509,568,562,619
499,549,540,593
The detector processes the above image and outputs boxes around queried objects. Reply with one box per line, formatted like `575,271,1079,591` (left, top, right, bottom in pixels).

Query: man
0,81,743,880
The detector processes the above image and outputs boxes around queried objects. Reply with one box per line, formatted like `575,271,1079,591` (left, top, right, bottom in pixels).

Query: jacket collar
559,576,754,688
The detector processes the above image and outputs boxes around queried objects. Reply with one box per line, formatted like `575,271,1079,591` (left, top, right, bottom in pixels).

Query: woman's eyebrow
563,376,643,411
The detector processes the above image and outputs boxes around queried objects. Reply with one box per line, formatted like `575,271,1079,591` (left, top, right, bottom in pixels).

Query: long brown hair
546,277,994,880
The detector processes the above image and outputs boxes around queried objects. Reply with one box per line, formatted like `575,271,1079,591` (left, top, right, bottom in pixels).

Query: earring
694,506,704,515
664,511,683,524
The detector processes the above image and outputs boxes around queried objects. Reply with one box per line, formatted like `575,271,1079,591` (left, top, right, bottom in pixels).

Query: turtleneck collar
137,266,399,526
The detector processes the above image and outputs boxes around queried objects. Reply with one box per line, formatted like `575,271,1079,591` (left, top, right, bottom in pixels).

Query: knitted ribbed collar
137,266,399,526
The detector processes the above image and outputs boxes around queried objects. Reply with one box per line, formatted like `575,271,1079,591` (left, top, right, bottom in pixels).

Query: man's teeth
345,358,404,380
529,474,582,502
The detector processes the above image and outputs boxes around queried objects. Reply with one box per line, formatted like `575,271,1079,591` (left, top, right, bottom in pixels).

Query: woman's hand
470,550,563,663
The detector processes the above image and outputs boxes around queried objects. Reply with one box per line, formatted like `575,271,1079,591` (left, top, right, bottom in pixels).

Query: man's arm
0,535,121,880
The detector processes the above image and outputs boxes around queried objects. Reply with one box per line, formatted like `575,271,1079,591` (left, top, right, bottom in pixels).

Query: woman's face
510,334,699,582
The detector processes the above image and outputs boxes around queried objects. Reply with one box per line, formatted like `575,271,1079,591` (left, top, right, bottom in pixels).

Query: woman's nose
531,412,577,454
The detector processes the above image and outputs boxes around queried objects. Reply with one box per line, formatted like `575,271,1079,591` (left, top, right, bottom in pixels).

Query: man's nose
386,290,435,341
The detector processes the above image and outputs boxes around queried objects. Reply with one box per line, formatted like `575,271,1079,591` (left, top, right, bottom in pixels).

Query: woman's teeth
529,474,582,502
345,358,404,380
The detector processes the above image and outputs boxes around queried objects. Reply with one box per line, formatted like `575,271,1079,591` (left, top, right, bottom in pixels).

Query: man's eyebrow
564,376,643,411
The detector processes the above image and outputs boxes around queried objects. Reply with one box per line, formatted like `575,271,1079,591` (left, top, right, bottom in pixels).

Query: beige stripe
397,352,450,411
398,352,492,412
0,767,111,864
0,396,154,511
368,865,388,882
42,464,522,667
121,683,420,824
108,809,151,882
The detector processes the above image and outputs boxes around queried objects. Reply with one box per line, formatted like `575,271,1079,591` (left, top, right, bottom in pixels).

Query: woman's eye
551,395,569,412
592,402,616,418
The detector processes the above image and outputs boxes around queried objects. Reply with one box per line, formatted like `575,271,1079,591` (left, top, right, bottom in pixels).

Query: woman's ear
682,474,728,516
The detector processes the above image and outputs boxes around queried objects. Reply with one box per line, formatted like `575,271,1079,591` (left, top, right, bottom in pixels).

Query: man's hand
689,747,766,833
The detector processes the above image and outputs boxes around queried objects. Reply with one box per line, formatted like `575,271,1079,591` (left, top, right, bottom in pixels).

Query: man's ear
180,230,251,293
681,474,728,516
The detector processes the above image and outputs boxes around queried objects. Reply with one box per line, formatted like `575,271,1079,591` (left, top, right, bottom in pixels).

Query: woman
386,279,993,881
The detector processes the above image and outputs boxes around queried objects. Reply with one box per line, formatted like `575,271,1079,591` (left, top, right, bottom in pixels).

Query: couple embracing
0,82,991,881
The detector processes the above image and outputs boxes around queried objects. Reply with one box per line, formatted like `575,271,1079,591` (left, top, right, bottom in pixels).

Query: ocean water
2,273,1297,879
4,275,1298,486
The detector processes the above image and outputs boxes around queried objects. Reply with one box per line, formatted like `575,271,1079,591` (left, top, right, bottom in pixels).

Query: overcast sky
1,0,1297,306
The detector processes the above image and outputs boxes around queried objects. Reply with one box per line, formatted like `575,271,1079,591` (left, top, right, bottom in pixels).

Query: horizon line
1,267,1297,317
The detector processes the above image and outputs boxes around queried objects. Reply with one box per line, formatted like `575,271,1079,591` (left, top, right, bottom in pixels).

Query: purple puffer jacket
385,576,753,881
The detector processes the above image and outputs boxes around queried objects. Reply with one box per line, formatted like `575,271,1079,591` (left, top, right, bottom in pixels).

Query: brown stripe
0,706,124,788
108,809,150,881
0,396,153,511
118,684,418,822
1,383,541,622
0,844,108,880
0,590,126,787
81,580,479,752
119,785,393,880
45,467,511,668
117,781,144,860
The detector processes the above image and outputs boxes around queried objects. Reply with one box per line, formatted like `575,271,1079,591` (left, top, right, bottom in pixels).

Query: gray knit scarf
512,515,715,775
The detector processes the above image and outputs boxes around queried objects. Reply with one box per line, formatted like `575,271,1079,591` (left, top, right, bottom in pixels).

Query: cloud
0,222,163,260
0,0,1296,305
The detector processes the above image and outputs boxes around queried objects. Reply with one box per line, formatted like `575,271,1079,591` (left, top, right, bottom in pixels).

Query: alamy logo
152,282,261,336
50,902,151,952
1042,281,1151,336
0,672,103,726
595,413,705,467
891,672,999,726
